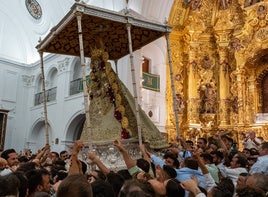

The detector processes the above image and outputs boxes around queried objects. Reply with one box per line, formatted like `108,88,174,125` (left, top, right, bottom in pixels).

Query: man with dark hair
25,168,51,197
223,155,248,186
246,173,268,195
197,137,207,151
249,142,268,175
50,151,60,163
56,174,93,197
200,153,219,183
1,148,19,169
0,173,20,197
59,150,69,161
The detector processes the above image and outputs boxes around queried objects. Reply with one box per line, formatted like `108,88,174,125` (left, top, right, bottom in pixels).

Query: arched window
46,67,58,102
34,75,43,105
70,59,83,95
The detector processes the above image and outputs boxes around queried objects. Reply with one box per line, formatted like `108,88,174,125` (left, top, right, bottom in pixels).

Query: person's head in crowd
163,152,180,168
207,143,218,153
0,173,20,197
18,155,29,163
236,186,266,197
117,169,132,180
25,168,51,196
210,150,224,165
0,157,12,176
56,174,93,197
14,171,30,197
258,142,268,156
59,150,69,161
90,169,107,181
249,148,259,157
87,169,106,183
1,148,19,167
135,171,153,182
246,173,268,194
154,164,177,182
221,135,233,150
16,161,39,173
230,155,248,169
118,179,155,197
91,179,115,197
197,137,207,150
208,178,234,197
0,157,8,170
43,163,53,173
106,171,125,196
200,153,213,164
51,169,68,183
181,157,198,170
165,178,185,197
163,165,177,179
136,158,150,173
247,157,257,167
52,160,66,171
50,151,59,163
185,140,194,149
236,172,249,190
242,148,251,158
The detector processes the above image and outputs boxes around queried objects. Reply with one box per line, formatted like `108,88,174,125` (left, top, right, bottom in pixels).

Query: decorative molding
22,75,35,87
57,58,70,72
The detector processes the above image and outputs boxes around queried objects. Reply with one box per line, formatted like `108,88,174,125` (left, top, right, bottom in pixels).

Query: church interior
0,0,268,155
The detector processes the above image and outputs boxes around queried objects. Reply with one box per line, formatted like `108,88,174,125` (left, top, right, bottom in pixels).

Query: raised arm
114,139,136,169
88,151,110,175
68,140,83,175
139,144,152,164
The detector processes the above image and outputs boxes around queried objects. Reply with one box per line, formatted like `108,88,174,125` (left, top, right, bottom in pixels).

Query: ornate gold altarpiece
36,1,180,168
166,0,268,148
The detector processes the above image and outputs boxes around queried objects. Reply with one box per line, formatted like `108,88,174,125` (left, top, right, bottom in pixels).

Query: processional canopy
36,2,171,60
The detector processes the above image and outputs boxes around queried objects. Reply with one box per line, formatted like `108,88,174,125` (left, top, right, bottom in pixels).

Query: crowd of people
0,130,267,197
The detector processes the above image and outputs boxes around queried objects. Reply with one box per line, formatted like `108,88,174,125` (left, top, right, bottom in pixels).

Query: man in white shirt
242,131,261,150
223,155,248,186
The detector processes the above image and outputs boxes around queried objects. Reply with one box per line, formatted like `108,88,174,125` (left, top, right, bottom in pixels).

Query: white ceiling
0,0,173,64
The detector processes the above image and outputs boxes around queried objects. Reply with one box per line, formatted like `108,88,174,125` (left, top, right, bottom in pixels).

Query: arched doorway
65,113,85,144
29,120,52,152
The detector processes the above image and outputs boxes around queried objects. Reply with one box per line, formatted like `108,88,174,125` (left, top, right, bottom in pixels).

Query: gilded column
215,31,231,127
236,68,246,125
246,76,257,124
186,31,201,126
234,48,247,125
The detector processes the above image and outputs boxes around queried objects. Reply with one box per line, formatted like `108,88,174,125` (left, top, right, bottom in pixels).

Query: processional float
36,1,180,168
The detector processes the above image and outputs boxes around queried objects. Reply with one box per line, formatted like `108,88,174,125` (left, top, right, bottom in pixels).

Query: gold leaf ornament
102,52,109,61
115,94,122,105
112,83,118,93
121,116,129,129
117,105,125,115
108,72,115,83
105,62,112,73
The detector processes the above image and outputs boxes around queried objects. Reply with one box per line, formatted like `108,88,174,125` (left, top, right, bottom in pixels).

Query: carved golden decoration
166,0,268,145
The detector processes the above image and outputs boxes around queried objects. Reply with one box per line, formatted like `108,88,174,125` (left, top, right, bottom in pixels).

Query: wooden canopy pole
39,51,49,145
76,12,91,144
165,33,180,140
126,24,142,146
